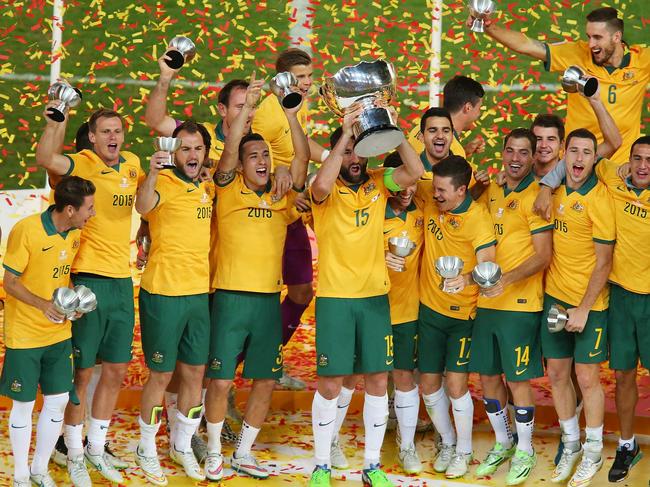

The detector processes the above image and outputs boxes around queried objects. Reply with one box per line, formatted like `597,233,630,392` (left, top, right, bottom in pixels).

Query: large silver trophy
468,0,497,33
153,137,182,169
270,72,303,109
435,256,464,293
472,262,502,289
547,304,568,333
165,36,196,69
46,82,82,122
388,232,416,272
321,59,404,158
561,66,598,98
52,287,79,323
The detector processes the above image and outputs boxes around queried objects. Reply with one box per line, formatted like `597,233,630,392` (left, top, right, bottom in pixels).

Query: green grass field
0,0,648,189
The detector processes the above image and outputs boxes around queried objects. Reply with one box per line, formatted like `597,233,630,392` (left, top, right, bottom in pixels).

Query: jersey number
427,218,444,240
554,219,568,233
248,208,272,219
52,265,70,279
624,202,647,219
494,223,504,235
384,335,394,358
607,85,617,104
515,346,530,367
112,194,134,207
354,208,369,227
196,207,212,219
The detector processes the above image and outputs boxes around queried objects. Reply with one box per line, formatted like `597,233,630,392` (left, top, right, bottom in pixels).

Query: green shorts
608,284,650,370
471,308,543,381
392,321,418,371
208,290,283,380
0,339,75,402
71,274,134,368
417,304,473,374
139,290,210,372
540,294,608,364
315,295,392,376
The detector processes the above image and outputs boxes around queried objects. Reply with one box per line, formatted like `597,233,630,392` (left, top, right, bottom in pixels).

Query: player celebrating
468,6,649,163
417,155,496,479
472,129,553,485
36,106,144,486
2,176,95,487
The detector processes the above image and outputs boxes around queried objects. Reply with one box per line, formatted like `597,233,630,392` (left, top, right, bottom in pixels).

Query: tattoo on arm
215,169,236,185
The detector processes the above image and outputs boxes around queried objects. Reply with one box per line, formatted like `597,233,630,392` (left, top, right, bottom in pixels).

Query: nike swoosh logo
456,360,469,366
99,425,108,430
588,350,602,358
338,190,351,195
337,403,351,409
271,366,282,372
385,359,394,365
10,424,27,429
187,188,196,192
395,405,414,409
240,190,254,195
515,368,528,376
490,198,496,202
50,418,63,423
284,129,290,134
101,170,112,175
373,422,387,428
42,246,54,251
318,420,334,427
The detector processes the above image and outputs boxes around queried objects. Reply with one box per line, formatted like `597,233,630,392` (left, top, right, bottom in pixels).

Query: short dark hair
530,114,565,141
383,151,403,168
631,135,650,155
54,176,96,212
504,128,537,155
88,108,123,133
443,76,484,114
420,107,454,134
432,155,472,190
238,133,266,161
276,48,312,73
218,79,249,107
173,120,212,156
565,128,598,152
586,7,623,36
75,122,92,152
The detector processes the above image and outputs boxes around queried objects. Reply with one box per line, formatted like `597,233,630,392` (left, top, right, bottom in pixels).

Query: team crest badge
571,201,584,213
129,168,137,179
151,351,164,364
72,239,80,249
415,217,424,228
58,250,68,261
10,379,22,393
120,177,129,188
363,182,376,196
507,199,519,210
200,193,209,204
209,358,222,371
318,354,329,367
446,216,461,230
623,71,634,80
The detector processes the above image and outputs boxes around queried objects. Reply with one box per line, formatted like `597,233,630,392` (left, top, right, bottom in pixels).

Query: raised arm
285,100,310,190
587,87,622,158
135,152,168,214
144,52,182,136
35,101,72,176
466,16,547,61
393,130,425,188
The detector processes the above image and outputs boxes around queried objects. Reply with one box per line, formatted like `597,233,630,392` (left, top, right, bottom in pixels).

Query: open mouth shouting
255,166,269,178
107,143,119,154
571,162,585,179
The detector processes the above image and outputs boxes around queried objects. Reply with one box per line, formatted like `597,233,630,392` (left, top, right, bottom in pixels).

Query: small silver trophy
472,261,502,289
321,59,405,158
468,0,497,33
52,287,80,323
435,256,464,293
165,36,196,69
153,137,182,169
74,285,97,314
270,72,303,109
388,232,416,272
46,82,82,122
561,66,599,98
547,304,568,333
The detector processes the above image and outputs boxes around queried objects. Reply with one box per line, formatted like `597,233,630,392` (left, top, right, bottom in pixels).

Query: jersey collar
215,120,226,142
504,171,535,196
385,200,416,221
172,167,199,187
85,149,125,172
604,45,631,74
564,170,598,196
450,194,472,214
41,206,70,238
419,151,434,173
254,179,273,197
625,176,649,196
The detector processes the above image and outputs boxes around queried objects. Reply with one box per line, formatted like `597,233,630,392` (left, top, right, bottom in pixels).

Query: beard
592,44,616,66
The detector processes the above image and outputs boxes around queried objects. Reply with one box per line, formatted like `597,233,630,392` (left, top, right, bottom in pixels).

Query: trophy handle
164,50,185,69
471,18,485,32
46,102,67,123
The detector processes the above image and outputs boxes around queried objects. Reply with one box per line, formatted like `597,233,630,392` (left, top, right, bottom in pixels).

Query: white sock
85,364,102,421
450,392,474,455
584,425,603,461
235,421,260,458
164,391,178,440
483,398,513,448
312,391,338,468
206,420,224,454
363,392,388,469
619,436,636,449
559,415,580,447
514,406,535,455
332,386,354,443
9,400,35,481
174,410,201,453
32,393,68,475
422,388,455,446
86,416,110,456
64,423,84,458
138,415,161,457
394,387,419,450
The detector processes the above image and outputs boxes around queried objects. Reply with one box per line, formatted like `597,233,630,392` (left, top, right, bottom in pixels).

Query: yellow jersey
251,94,309,168
419,187,496,320
310,169,391,298
545,41,650,164
65,149,144,278
384,201,424,324
595,159,650,294
545,172,616,310
2,208,81,349
213,173,300,293
140,169,215,296
407,124,424,154
477,174,554,312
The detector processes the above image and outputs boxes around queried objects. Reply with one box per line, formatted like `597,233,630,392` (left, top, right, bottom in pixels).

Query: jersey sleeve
589,187,616,244
65,152,88,177
471,206,497,253
594,158,618,186
540,160,566,189
151,175,174,210
525,189,554,234
3,221,30,276
545,40,586,73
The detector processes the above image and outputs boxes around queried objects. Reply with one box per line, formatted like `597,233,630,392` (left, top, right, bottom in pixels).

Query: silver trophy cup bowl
321,59,405,158
153,137,182,169
435,256,464,279
547,303,568,333
270,72,303,109
468,0,497,33
388,236,416,272
47,82,82,122
74,285,97,314
165,36,196,69
472,261,502,289
562,66,598,98
52,287,80,323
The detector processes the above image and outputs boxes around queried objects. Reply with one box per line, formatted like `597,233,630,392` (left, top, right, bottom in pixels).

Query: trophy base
355,126,404,158
165,50,185,70
46,108,66,123
159,163,176,170
281,92,303,109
